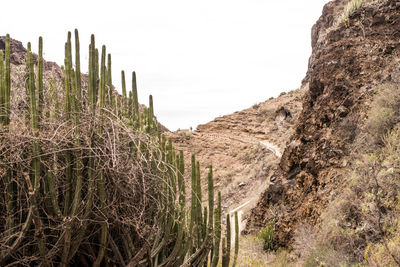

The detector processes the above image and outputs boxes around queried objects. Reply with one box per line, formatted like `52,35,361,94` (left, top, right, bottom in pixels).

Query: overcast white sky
3,0,330,130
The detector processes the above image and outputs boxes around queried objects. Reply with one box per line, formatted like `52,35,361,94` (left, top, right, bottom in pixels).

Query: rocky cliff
247,0,400,247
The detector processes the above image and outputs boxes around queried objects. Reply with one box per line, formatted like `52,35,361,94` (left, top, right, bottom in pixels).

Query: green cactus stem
232,211,239,267
37,36,44,119
74,29,82,103
211,191,221,267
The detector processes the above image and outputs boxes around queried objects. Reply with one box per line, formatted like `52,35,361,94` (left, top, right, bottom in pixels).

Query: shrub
302,124,400,265
366,83,400,146
335,0,363,26
257,222,275,251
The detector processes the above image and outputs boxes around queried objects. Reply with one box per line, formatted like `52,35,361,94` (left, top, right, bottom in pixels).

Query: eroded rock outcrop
247,0,400,247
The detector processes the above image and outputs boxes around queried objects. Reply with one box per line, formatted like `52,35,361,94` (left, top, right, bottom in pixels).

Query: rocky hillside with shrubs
246,0,400,265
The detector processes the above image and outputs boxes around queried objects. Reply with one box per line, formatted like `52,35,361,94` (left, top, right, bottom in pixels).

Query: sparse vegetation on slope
298,82,400,266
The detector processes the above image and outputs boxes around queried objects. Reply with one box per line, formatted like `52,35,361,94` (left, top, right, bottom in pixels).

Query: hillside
169,88,303,210
245,0,400,265
167,87,304,263
168,0,400,265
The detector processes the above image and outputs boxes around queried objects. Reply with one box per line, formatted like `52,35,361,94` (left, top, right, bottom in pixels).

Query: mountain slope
168,88,305,232
247,0,400,250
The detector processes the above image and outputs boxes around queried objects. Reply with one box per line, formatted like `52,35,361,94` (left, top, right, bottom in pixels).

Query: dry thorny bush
0,107,171,265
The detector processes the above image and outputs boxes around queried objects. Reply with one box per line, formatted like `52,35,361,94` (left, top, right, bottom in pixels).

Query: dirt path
193,132,283,158
228,140,282,245
259,140,282,158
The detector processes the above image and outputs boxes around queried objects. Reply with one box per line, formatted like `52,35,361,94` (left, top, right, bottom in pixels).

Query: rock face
247,0,400,247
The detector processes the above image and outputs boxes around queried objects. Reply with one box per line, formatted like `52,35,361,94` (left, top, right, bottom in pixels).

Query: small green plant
335,0,363,26
257,222,275,251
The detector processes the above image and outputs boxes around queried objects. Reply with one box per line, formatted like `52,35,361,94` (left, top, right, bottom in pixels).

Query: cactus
190,154,196,235
196,161,203,246
63,38,73,216
107,53,112,107
74,29,81,103
211,191,222,267
147,94,154,132
88,34,96,112
27,43,48,265
121,70,126,103
0,30,238,266
3,35,14,233
37,36,44,119
99,45,107,110
232,211,239,267
132,71,139,126
0,50,4,124
225,213,231,266
70,34,83,218
221,237,228,267
93,44,108,267
4,34,11,126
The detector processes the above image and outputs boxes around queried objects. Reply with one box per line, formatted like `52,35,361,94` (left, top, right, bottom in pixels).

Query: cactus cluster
0,31,239,266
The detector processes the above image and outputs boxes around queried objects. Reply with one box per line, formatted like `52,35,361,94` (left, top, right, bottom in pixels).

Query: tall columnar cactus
95,48,99,102
63,37,73,216
232,211,239,267
208,165,214,231
93,44,108,267
70,33,83,219
3,35,14,233
121,70,126,103
147,94,154,132
37,36,44,118
60,36,74,266
107,53,113,107
211,191,222,267
190,154,196,235
132,71,139,126
27,43,48,264
67,34,97,262
74,29,81,103
4,34,11,126
221,237,228,267
222,213,231,267
195,161,203,246
99,46,107,110
88,35,96,112
0,50,4,124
